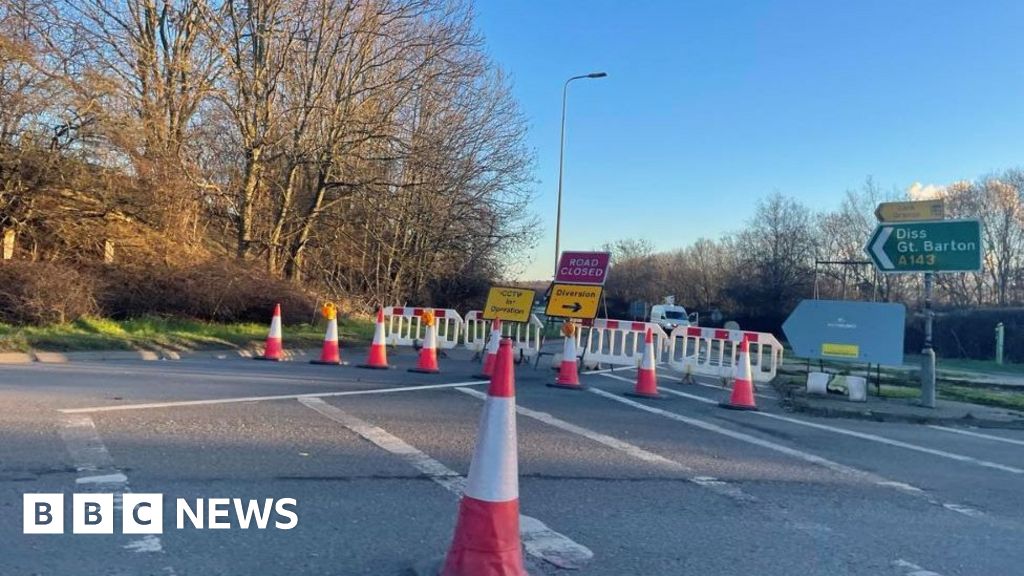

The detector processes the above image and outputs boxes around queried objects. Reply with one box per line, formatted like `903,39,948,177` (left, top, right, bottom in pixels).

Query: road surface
2,349,1023,575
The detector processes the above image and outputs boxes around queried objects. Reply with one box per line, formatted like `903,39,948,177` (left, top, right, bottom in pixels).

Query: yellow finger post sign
483,287,536,323
546,283,602,320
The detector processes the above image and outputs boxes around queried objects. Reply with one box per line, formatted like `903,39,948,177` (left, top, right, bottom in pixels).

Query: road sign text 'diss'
866,219,982,273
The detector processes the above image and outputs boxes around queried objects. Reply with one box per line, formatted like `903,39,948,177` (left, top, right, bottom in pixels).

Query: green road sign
866,219,982,273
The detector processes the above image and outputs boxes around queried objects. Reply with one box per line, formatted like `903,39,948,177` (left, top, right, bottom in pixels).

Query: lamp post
554,72,607,277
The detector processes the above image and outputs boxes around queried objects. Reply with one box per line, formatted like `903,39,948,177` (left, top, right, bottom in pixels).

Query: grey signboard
782,299,906,366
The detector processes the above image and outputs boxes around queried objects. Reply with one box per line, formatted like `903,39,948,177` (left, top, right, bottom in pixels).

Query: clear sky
473,0,1024,280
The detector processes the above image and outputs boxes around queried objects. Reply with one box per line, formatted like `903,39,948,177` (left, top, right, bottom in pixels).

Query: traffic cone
311,303,341,365
357,308,389,370
409,310,440,374
473,319,502,379
441,339,527,576
720,339,757,410
625,328,662,399
255,304,284,361
548,322,583,390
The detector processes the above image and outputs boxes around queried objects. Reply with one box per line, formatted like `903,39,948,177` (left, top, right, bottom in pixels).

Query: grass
939,384,1024,411
0,315,375,353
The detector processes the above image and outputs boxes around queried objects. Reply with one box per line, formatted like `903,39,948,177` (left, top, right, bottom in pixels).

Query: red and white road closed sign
555,251,611,285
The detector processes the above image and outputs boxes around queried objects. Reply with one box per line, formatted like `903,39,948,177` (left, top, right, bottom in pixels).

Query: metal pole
554,80,570,277
920,272,936,408
553,72,606,278
996,322,1005,365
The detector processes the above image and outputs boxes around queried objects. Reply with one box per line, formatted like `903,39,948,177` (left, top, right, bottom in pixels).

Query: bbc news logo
23,494,298,534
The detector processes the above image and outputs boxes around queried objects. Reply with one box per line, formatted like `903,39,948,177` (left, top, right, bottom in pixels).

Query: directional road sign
782,299,906,366
555,251,611,285
545,283,603,319
874,199,945,222
482,287,535,323
866,219,982,273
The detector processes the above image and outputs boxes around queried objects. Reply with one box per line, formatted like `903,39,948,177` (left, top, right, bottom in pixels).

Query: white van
649,304,694,333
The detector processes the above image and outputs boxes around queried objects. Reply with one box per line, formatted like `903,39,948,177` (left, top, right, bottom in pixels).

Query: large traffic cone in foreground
255,304,284,361
441,339,527,576
624,328,662,399
311,302,341,365
357,308,389,369
548,321,583,390
473,319,502,379
409,310,440,374
720,338,757,411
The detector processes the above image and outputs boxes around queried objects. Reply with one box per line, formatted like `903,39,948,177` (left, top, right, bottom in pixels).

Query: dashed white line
593,377,986,518
59,380,489,414
653,383,1024,475
59,414,169,558
456,387,754,503
893,558,944,576
927,425,1024,447
298,397,593,570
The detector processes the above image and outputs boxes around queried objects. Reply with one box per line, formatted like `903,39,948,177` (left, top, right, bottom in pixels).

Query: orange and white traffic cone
473,319,502,379
720,338,757,411
255,303,284,361
441,338,527,576
311,303,341,365
357,308,389,370
409,310,440,374
548,321,583,390
624,328,662,399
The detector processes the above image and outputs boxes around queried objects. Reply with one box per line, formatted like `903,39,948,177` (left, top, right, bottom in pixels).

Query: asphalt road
2,348,1024,576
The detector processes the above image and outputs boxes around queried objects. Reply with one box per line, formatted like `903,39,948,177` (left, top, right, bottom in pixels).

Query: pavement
3,348,1024,575
776,378,1024,429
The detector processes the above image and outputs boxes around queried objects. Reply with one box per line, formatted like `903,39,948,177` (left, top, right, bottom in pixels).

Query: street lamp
554,71,607,277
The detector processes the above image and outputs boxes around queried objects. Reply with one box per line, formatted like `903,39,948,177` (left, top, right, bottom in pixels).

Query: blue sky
473,1,1024,280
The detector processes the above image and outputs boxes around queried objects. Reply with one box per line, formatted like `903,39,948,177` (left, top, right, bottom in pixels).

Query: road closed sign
482,287,536,323
546,283,603,319
555,251,611,285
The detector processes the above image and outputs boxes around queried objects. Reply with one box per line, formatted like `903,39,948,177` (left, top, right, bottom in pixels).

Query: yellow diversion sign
545,283,602,320
483,287,536,323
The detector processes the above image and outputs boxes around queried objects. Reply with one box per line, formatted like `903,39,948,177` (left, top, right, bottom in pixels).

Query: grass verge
0,315,375,353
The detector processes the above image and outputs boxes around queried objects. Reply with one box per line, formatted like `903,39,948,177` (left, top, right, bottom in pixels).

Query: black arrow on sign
561,302,583,313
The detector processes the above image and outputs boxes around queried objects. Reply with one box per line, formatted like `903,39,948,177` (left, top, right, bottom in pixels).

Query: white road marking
59,415,168,557
893,558,944,576
456,387,754,502
591,379,986,518
76,472,129,485
653,384,1024,475
59,380,489,414
298,397,593,570
927,425,1024,447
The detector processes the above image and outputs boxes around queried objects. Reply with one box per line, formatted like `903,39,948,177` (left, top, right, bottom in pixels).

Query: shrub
95,259,318,323
0,261,98,325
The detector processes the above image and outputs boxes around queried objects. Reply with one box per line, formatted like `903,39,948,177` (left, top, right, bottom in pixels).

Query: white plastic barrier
580,319,669,368
667,326,784,383
463,311,544,360
383,306,463,350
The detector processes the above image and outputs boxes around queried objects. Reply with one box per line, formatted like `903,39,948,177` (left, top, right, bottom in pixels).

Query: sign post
546,251,611,321
866,209,982,408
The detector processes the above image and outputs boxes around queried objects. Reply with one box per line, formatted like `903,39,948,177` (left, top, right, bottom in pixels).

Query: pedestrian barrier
666,326,783,383
579,319,669,368
463,311,544,361
383,306,463,350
